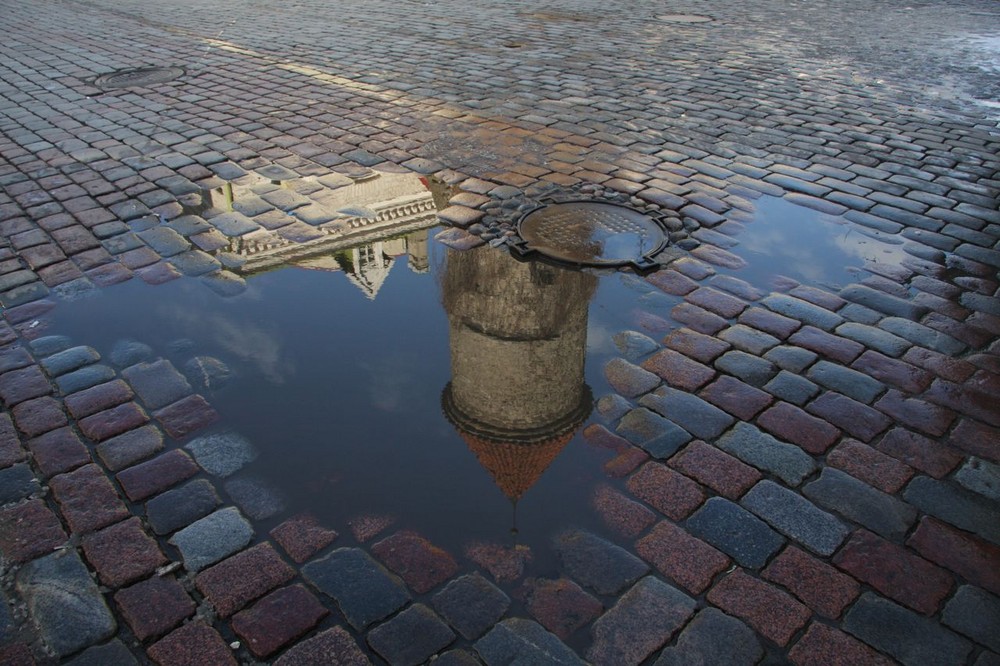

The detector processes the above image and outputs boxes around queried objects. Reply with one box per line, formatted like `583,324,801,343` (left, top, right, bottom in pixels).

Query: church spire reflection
441,246,597,504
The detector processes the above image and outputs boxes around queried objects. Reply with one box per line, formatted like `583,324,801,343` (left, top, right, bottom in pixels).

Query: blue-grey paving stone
955,458,1000,503
95,424,163,472
169,249,221,276
432,573,510,640
714,351,777,388
806,360,886,403
839,302,884,325
976,651,1000,666
262,189,311,211
589,576,696,665
368,604,456,666
109,340,153,368
616,408,692,459
840,284,928,320
956,244,1000,268
29,335,72,357
715,422,816,487
209,212,261,237
122,359,192,410
718,325,780,355
0,270,37,293
303,548,410,630
763,345,818,373
53,278,96,302
0,463,40,504
961,291,1000,318
168,507,254,572
0,591,13,642
763,371,819,405
475,618,583,666
878,317,966,355
183,356,232,391
640,386,735,439
943,586,1000,652
686,497,784,569
66,640,139,666
741,480,849,556
654,607,763,666
224,476,286,520
2,282,50,307
200,270,247,297
805,468,916,540
137,226,191,257
432,650,481,666
185,431,257,477
904,476,1000,545
836,322,911,357
55,364,117,395
232,195,273,217
844,593,972,666
165,215,211,236
761,294,844,331
554,530,649,595
145,478,221,535
604,358,661,399
15,551,116,658
613,330,661,361
596,394,632,422
39,346,100,377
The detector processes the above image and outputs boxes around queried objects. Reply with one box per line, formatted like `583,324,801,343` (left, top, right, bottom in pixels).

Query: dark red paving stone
641,349,715,391
348,513,396,543
739,306,802,339
698,375,773,421
924,379,999,428
195,542,295,617
0,413,26,468
583,423,631,453
691,244,747,269
78,401,148,442
463,541,533,583
762,546,860,619
273,626,371,666
949,419,1000,464
646,269,697,296
118,246,160,269
147,620,237,666
826,439,915,493
789,623,896,666
0,643,34,666
10,395,67,437
789,285,846,311
231,584,329,659
902,346,977,382
0,348,33,375
833,529,953,615
626,461,706,521
635,520,730,595
756,401,840,454
270,513,338,563
26,427,89,478
136,261,181,285
706,569,811,646
875,390,956,437
0,498,67,563
38,261,84,287
522,578,603,640
668,439,761,499
875,427,963,478
636,310,675,336
153,394,218,438
372,530,459,594
49,463,128,534
591,484,656,539
908,517,1000,596
603,358,660,398
64,379,133,419
81,516,168,588
604,447,650,478
670,302,729,335
3,300,56,326
115,575,195,641
851,350,934,394
806,392,891,442
116,449,199,502
685,286,747,318
0,365,52,406
788,326,864,364
86,261,133,286
663,327,731,364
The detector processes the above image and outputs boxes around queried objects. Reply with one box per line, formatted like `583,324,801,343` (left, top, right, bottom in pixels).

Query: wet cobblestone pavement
2,0,1000,664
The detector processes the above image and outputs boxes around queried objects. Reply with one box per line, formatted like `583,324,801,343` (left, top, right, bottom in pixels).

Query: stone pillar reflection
441,246,596,503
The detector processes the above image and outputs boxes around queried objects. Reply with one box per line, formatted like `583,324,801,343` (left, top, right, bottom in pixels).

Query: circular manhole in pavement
93,66,185,90
656,14,713,23
512,201,670,272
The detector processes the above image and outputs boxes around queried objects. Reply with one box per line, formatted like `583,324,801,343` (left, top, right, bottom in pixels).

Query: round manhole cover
514,201,669,271
93,66,185,90
657,14,713,23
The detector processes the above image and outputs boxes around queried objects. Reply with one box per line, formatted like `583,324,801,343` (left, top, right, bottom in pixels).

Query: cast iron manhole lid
511,201,670,272
93,66,185,90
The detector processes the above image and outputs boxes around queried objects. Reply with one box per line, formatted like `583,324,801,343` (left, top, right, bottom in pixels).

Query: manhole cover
512,201,670,272
657,14,713,23
93,66,185,90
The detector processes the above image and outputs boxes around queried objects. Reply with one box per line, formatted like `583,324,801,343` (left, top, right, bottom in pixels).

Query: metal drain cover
512,201,669,271
93,66,184,90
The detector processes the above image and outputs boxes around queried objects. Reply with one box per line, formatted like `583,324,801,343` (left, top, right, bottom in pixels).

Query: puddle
48,231,645,569
732,196,910,289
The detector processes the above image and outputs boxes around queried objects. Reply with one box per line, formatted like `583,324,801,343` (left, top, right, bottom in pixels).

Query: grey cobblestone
805,468,917,540
716,422,816,486
807,360,886,403
741,480,849,556
686,497,785,569
904,476,1000,545
639,386,735,440
655,608,762,666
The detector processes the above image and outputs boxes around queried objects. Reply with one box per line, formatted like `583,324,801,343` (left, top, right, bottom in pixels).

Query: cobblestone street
1,0,999,664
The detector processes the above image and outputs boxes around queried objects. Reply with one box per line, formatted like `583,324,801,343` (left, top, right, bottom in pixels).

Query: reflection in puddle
736,196,910,289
